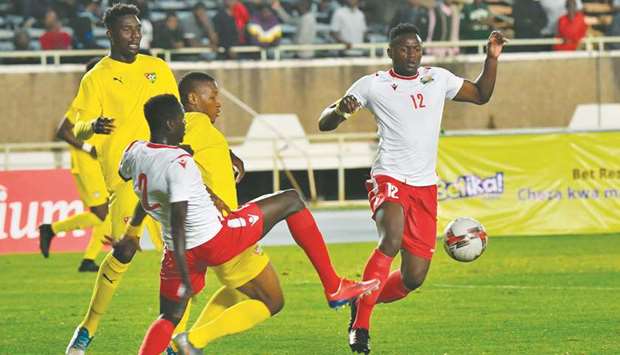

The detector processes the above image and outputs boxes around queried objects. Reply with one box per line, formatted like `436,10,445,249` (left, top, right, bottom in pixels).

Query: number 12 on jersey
411,93,426,109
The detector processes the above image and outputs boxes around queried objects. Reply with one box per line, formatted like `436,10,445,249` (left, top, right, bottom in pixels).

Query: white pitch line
433,284,620,291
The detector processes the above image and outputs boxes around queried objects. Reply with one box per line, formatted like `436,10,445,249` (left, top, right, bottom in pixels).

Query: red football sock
286,208,340,293
377,270,410,304
352,249,393,330
138,317,175,355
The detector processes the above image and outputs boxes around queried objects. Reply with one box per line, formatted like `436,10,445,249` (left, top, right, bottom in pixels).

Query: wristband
125,223,143,237
81,143,93,154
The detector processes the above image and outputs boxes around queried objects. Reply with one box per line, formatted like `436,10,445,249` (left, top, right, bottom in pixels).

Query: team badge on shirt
145,72,157,83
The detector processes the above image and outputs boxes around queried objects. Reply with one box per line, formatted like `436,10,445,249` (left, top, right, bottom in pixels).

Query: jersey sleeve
118,144,135,182
441,68,465,100
345,75,373,108
72,74,103,139
166,155,196,203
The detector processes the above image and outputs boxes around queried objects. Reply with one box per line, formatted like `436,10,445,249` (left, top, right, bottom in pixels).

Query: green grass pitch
1,234,619,354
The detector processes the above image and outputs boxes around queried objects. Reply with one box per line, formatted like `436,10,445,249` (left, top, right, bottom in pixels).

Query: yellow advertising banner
437,131,620,236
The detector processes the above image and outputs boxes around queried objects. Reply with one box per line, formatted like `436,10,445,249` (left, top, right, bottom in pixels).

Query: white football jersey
119,141,222,250
347,67,464,186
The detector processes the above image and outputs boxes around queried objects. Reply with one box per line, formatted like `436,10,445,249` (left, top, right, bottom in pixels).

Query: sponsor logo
438,172,504,201
178,159,187,169
0,185,86,240
248,214,259,226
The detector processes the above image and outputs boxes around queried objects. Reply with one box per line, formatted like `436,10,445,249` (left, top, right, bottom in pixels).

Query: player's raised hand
337,95,361,115
92,117,115,135
487,31,507,59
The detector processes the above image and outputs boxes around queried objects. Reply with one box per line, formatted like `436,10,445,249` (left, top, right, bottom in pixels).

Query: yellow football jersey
183,111,238,209
71,54,179,190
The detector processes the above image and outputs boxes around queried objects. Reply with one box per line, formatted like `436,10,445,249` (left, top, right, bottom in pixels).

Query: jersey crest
145,72,157,83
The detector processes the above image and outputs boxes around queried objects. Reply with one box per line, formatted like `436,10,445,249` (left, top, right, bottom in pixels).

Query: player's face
388,34,423,76
194,81,222,123
108,15,142,60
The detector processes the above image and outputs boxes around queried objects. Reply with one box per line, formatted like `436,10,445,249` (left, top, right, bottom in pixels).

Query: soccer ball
443,217,488,262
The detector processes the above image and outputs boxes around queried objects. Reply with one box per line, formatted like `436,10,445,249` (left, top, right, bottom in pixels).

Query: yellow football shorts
212,244,270,288
73,154,108,207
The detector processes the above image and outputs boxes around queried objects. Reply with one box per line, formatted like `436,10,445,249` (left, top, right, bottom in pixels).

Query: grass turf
1,234,619,354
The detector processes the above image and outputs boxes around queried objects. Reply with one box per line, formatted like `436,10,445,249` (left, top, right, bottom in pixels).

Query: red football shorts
160,202,265,301
366,175,438,260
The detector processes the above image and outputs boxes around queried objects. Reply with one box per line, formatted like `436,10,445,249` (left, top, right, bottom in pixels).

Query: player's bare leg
176,263,284,351
254,189,380,308
349,201,404,354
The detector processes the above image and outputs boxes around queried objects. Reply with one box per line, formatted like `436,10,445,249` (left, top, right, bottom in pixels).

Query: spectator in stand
183,2,219,50
153,11,185,49
330,0,367,55
272,0,317,58
13,29,33,51
214,0,241,59
460,0,493,40
553,0,587,51
540,0,583,37
427,0,460,56
233,0,251,43
247,3,282,48
71,0,102,49
512,0,548,51
129,0,153,49
607,0,620,49
389,0,432,41
317,0,336,25
39,8,73,50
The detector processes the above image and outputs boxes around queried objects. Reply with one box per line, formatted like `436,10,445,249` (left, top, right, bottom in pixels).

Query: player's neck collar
389,68,419,80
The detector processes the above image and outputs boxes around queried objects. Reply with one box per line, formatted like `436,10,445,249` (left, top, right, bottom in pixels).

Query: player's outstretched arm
170,201,193,305
73,117,116,140
318,95,360,131
453,31,507,105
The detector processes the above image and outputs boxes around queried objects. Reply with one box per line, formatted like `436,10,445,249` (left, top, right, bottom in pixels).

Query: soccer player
318,24,506,353
117,94,380,355
38,58,110,272
65,4,179,354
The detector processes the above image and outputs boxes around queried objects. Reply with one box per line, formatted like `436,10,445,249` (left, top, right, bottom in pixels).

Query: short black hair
85,57,100,73
103,3,140,29
144,94,183,133
178,72,216,106
389,23,421,44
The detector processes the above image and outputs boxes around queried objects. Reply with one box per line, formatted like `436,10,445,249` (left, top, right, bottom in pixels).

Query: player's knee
378,234,402,257
112,241,137,263
282,189,305,213
402,272,426,291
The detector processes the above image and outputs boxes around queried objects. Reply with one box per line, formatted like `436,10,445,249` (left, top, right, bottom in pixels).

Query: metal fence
1,37,620,65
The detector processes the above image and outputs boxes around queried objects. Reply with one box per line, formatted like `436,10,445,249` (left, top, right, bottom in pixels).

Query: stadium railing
4,128,618,206
1,37,620,65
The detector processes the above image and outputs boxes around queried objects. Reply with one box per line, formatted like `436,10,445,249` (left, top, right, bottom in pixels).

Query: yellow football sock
188,299,271,348
79,252,130,334
82,214,111,260
144,216,164,252
190,286,248,330
51,211,101,234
